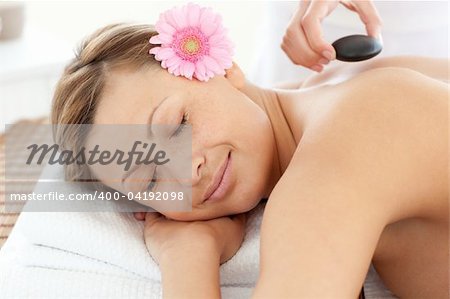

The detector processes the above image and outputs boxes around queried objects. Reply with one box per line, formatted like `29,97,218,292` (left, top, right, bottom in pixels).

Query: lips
202,152,231,202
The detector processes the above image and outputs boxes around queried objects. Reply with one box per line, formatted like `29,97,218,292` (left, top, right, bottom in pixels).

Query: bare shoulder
291,66,448,222
255,66,448,298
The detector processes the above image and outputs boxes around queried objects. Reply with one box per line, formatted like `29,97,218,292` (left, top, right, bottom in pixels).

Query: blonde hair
51,23,159,183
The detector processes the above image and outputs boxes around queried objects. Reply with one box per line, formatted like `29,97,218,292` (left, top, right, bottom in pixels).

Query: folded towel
0,163,396,298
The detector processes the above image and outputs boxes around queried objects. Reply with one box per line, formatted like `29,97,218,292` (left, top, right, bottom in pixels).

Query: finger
282,29,324,68
299,0,312,15
134,212,146,221
352,0,383,39
311,64,324,73
339,0,357,12
144,212,164,227
301,0,338,60
296,0,322,63
281,0,316,66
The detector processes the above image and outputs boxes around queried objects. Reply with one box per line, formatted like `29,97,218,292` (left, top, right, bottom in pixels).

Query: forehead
95,66,168,124
94,65,227,124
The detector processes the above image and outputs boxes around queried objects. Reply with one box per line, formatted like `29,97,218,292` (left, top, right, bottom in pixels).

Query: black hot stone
332,34,382,62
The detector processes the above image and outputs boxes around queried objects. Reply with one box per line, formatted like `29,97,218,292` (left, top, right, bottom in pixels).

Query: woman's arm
142,213,247,299
159,240,221,299
252,154,389,298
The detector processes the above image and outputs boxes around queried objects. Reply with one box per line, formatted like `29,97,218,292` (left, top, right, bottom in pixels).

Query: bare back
281,57,448,220
256,57,449,298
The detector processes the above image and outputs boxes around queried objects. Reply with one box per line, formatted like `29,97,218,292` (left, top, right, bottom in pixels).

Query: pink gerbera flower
149,3,234,82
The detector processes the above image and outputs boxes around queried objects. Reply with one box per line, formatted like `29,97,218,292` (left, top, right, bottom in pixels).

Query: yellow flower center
183,37,200,54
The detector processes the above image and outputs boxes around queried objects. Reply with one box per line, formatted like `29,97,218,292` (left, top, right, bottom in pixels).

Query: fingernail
377,33,383,45
322,50,334,60
311,64,322,72
318,58,329,65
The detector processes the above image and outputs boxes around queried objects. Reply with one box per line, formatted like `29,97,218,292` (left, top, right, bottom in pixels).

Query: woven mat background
0,117,48,249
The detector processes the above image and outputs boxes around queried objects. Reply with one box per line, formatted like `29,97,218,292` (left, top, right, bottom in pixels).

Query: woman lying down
51,6,448,299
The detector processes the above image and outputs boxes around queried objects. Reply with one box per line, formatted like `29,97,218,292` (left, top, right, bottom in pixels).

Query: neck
239,80,301,198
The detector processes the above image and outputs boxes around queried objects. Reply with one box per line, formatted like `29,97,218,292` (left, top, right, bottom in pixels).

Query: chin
162,204,232,221
162,192,262,221
239,192,264,212
226,179,265,215
162,210,209,221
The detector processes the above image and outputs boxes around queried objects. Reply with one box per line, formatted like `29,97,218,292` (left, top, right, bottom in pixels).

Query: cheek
229,105,274,207
231,99,273,150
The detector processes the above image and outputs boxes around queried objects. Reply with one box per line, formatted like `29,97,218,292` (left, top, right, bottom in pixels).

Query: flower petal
165,55,182,68
214,14,222,25
194,69,205,81
149,35,162,45
158,33,174,44
187,3,201,27
208,32,227,45
155,21,175,36
202,56,223,75
183,62,195,79
168,62,181,75
195,59,207,77
199,8,217,37
149,46,161,55
172,6,187,29
209,48,232,68
164,10,180,29
209,47,230,60
206,69,215,79
179,62,188,77
201,20,219,37
213,58,232,70
155,47,175,61
173,67,181,77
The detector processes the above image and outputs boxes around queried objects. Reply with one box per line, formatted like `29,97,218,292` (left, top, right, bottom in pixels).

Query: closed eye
147,167,158,191
170,112,189,138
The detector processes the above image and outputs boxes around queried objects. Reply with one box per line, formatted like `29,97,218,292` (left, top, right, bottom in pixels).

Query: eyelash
172,112,189,137
147,168,158,192
148,113,188,191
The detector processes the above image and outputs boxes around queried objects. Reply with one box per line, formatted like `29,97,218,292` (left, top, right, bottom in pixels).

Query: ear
225,62,246,90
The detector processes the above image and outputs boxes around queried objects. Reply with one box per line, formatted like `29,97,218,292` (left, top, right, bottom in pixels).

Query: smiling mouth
202,151,231,203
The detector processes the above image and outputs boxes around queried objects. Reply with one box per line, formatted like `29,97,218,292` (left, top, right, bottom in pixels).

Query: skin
93,56,448,298
254,58,449,298
93,64,277,221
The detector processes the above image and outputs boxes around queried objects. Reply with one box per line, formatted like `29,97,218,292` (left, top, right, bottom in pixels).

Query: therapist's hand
140,212,247,265
282,0,382,72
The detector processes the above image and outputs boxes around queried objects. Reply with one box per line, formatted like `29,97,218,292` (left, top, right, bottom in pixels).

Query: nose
192,154,204,186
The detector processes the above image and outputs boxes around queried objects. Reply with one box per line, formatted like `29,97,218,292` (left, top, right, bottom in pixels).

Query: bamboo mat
0,117,48,249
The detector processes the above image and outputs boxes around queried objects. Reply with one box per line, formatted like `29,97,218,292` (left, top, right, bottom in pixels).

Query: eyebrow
148,96,169,137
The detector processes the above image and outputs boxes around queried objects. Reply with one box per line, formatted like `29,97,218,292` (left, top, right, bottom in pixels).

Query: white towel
0,163,396,298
